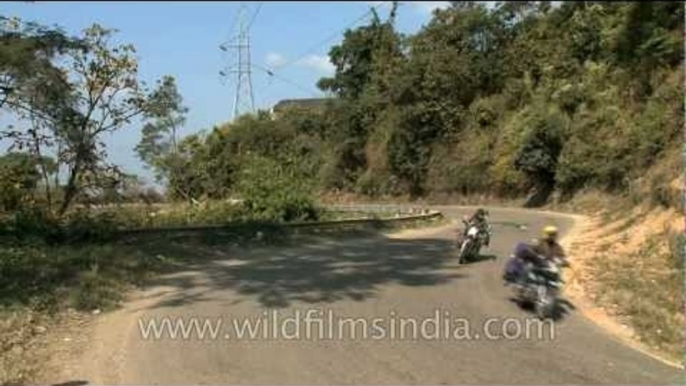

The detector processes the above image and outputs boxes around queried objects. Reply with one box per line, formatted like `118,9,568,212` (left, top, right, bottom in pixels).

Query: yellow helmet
543,225,558,238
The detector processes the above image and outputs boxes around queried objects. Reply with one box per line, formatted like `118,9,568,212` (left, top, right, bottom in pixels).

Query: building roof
272,98,332,112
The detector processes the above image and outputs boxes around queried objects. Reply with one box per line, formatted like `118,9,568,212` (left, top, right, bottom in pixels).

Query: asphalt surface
58,206,683,385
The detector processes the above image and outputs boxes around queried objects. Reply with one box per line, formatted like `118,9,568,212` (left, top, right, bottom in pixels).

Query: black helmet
476,208,486,217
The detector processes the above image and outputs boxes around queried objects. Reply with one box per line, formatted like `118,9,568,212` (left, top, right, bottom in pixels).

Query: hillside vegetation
155,2,682,209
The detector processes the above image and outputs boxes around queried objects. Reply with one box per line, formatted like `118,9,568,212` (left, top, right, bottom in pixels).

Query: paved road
57,207,683,385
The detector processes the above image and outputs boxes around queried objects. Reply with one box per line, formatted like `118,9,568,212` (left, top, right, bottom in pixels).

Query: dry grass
0,309,47,384
569,205,684,362
0,307,93,385
590,235,683,358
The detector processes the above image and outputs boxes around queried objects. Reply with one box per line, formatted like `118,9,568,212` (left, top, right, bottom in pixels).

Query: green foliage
135,75,188,196
0,15,85,116
0,206,120,244
0,153,42,211
631,69,683,165
1,19,181,216
668,231,685,272
316,101,370,191
73,268,124,311
159,2,682,208
513,106,566,187
0,239,170,312
235,155,319,222
387,108,433,197
60,210,121,243
129,201,243,228
165,133,215,200
151,2,682,209
1,206,58,242
157,108,329,203
355,108,402,197
2,3,682,214
318,6,403,100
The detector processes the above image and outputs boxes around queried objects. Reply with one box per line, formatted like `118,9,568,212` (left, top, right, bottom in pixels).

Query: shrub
631,68,683,167
235,155,319,222
61,210,120,243
73,269,124,311
513,105,567,188
0,207,122,244
0,153,42,213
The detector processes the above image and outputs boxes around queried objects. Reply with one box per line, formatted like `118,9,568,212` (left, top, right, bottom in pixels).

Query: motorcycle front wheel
458,239,472,264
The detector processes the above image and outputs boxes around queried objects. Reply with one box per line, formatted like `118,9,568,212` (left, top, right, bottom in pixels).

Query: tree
0,16,84,112
316,5,405,191
164,133,213,201
513,108,566,190
54,25,146,215
0,152,44,211
135,75,188,198
0,16,86,210
317,6,403,100
1,22,178,215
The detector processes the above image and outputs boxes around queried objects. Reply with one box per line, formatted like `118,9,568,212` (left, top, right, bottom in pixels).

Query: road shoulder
560,213,683,370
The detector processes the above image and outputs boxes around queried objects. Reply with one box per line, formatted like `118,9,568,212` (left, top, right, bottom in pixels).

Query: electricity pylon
220,3,258,120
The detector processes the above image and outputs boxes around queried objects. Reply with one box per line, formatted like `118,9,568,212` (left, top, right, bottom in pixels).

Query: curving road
55,207,682,385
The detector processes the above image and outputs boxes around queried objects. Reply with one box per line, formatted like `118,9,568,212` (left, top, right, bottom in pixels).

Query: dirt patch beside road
561,207,683,369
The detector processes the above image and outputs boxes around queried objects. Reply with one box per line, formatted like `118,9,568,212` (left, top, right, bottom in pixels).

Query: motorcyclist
503,226,568,285
503,241,541,284
462,208,490,247
532,225,567,265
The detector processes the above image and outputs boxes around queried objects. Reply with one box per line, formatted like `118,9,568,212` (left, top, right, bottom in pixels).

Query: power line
221,3,245,46
272,3,382,71
251,63,320,98
251,3,387,109
247,2,263,29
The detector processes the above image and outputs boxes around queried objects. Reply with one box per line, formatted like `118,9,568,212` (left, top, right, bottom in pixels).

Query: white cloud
297,54,335,75
265,52,287,68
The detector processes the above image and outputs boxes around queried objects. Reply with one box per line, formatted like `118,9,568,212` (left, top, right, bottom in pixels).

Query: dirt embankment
561,205,683,368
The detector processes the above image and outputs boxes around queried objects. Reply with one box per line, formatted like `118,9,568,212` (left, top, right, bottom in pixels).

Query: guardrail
115,210,443,237
325,204,432,214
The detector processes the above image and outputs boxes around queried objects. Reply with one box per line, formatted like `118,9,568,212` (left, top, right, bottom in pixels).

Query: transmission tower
220,3,259,120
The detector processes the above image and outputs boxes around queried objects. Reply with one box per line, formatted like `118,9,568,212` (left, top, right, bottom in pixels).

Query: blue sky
1,1,454,183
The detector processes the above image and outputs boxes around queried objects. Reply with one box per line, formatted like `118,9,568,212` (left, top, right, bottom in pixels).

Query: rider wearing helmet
503,226,567,284
464,208,490,247
533,225,566,263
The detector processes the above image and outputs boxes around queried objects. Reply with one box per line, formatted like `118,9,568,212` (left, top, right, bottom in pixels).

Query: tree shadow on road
49,381,89,386
135,231,465,309
460,253,498,265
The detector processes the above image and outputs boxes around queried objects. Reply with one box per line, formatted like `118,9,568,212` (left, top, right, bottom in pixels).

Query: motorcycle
456,219,491,265
512,256,568,320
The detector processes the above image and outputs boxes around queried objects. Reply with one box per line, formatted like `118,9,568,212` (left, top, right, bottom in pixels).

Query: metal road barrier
115,210,443,237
